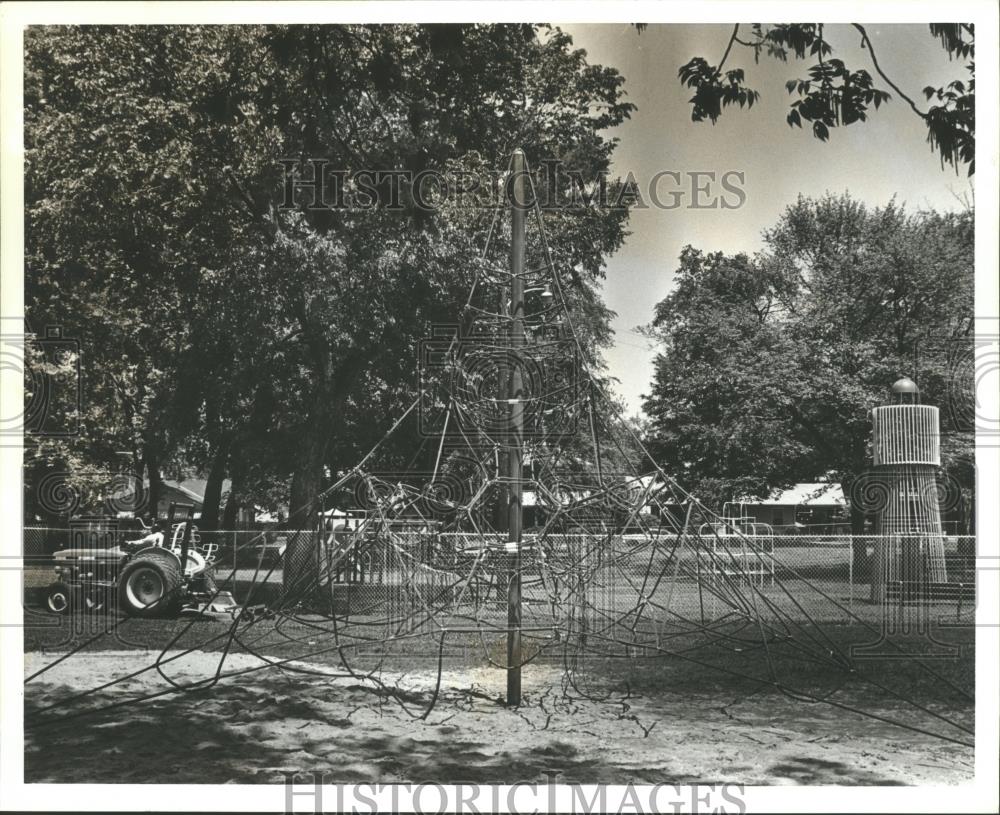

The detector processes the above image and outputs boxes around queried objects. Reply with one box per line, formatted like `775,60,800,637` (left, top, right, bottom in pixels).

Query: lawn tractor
45,520,238,618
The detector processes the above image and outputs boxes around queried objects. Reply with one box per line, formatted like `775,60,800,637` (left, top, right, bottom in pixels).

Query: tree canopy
24,24,636,527
642,194,974,529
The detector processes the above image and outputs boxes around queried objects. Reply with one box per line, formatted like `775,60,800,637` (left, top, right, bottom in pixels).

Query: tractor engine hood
53,547,127,562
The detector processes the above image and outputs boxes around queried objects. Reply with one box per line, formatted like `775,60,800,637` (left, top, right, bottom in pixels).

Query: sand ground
23,649,974,785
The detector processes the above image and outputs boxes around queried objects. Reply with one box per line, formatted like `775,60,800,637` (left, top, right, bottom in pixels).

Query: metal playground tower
870,377,948,604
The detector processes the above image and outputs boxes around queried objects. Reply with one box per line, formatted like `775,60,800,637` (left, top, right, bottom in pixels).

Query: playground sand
23,649,973,785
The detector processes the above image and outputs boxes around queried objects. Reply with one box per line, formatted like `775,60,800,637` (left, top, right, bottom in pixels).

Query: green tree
24,26,637,590
642,194,974,569
666,23,975,174
24,25,244,517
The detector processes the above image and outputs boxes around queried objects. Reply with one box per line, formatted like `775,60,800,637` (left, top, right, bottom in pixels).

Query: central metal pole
506,148,526,706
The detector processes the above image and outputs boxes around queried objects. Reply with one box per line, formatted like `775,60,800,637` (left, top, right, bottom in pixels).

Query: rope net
25,155,974,750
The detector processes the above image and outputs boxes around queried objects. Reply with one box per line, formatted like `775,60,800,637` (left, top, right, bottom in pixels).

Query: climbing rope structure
25,151,974,750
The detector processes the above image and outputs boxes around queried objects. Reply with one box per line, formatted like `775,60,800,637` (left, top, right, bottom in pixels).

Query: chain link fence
22,526,977,648
22,525,288,602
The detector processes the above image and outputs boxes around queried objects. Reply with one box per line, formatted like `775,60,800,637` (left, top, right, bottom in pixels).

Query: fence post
232,530,238,604
848,537,853,618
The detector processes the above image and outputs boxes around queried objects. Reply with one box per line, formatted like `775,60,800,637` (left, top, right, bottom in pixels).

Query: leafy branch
667,23,975,174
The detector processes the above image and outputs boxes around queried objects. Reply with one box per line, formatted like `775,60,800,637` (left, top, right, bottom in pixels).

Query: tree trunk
222,451,244,529
284,385,333,596
145,449,163,521
199,439,230,530
962,487,975,535
23,459,44,523
222,488,240,529
283,348,371,596
843,478,871,585
284,435,326,595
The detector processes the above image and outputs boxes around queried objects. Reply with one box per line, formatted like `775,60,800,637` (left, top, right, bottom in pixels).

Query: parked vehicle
45,522,236,617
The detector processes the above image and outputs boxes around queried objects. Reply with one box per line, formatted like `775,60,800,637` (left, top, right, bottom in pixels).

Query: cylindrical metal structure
871,404,941,467
870,383,947,604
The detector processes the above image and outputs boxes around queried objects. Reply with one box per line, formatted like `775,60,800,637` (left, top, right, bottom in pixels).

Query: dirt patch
23,650,973,785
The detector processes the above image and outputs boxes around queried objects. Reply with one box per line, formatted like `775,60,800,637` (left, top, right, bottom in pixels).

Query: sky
558,23,973,416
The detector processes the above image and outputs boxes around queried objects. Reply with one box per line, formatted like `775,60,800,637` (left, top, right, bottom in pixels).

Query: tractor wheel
45,581,74,615
117,550,184,617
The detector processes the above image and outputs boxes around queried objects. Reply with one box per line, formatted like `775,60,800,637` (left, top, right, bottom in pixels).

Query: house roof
523,475,670,510
746,483,845,507
167,478,234,502
161,480,208,504
130,478,233,505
